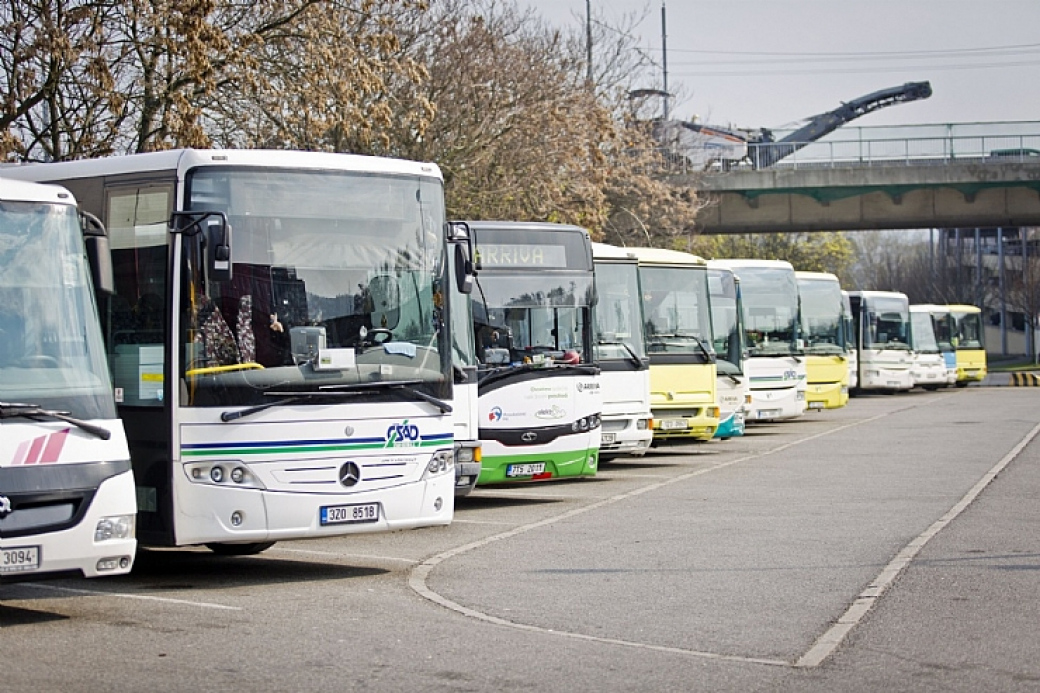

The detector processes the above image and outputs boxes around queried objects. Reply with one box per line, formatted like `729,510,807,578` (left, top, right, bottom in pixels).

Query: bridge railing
659,131,1040,173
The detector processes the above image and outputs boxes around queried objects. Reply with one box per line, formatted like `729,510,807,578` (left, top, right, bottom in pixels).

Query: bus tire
205,542,276,556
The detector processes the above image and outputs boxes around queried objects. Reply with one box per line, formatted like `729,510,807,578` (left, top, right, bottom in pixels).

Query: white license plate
660,419,688,430
808,402,824,409
887,381,901,387
506,463,545,477
320,503,380,525
926,373,937,379
757,409,781,419
1,545,40,574
601,433,616,445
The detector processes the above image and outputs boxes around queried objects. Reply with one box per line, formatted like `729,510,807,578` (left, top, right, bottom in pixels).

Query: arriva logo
386,420,420,447
488,406,504,422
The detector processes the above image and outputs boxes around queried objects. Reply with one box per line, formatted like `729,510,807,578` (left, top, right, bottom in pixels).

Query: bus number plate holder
660,419,688,430
601,433,616,445
1,545,40,573
320,503,380,525
507,463,545,477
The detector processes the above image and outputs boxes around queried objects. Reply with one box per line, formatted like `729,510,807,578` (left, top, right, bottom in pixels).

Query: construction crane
655,81,932,170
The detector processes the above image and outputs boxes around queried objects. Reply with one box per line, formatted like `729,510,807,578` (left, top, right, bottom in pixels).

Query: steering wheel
363,328,394,345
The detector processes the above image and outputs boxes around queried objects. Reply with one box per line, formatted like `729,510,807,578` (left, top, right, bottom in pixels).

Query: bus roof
845,290,909,300
464,220,589,235
1,148,443,183
711,258,794,271
0,177,77,206
591,242,637,263
946,304,982,313
627,247,708,267
795,270,840,283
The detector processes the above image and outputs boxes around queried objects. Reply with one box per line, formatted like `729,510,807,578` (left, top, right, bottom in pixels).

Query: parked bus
1,178,136,578
448,229,482,495
468,222,601,483
711,260,806,421
910,304,958,387
5,150,464,553
842,291,858,391
796,271,849,410
845,290,914,393
908,305,949,390
592,243,653,459
707,262,748,438
629,248,719,441
944,304,988,386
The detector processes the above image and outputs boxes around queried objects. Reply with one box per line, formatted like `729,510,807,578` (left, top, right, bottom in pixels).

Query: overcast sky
519,0,1040,132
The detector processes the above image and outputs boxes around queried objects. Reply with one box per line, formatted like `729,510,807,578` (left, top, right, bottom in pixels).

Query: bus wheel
205,542,276,556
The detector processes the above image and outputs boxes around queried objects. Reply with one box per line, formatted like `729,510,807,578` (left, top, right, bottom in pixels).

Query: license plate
506,463,545,477
887,381,901,386
661,419,688,430
1,545,40,574
320,503,380,525
926,373,937,379
601,433,616,445
808,402,824,409
757,409,781,419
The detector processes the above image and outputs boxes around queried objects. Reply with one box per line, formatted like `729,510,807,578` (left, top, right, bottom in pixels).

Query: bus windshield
179,168,449,406
0,199,115,419
708,269,743,376
910,312,940,353
951,310,985,350
737,267,800,357
799,278,845,356
472,227,595,368
639,265,713,360
593,261,647,363
864,296,911,350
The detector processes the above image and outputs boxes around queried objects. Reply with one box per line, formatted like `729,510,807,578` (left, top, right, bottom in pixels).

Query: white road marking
15,583,241,610
795,416,1040,668
410,407,908,666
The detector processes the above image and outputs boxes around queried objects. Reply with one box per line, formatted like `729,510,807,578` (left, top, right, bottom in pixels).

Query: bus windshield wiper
319,380,452,414
597,340,644,368
0,401,111,440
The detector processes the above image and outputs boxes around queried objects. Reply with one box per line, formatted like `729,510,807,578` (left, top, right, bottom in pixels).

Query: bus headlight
185,463,267,490
424,450,454,479
95,515,135,542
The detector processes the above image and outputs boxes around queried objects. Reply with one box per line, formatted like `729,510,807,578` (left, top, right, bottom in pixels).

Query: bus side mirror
169,211,233,283
80,211,114,294
446,221,475,294
206,217,233,283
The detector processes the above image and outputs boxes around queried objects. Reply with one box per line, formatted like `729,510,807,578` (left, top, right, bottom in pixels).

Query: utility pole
661,1,669,120
586,0,593,85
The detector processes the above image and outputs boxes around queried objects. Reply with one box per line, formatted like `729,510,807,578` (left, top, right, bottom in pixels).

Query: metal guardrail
654,125,1040,173
750,133,1040,170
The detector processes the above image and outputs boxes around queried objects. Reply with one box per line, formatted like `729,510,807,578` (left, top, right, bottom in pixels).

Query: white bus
842,291,858,391
711,260,806,421
448,226,482,496
5,150,465,553
707,262,749,439
1,178,136,578
592,243,652,459
910,304,957,387
908,304,950,389
845,290,914,393
467,222,601,483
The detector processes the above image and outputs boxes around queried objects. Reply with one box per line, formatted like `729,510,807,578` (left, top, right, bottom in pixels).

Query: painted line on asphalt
795,416,1040,668
17,582,241,610
270,547,419,564
410,406,909,667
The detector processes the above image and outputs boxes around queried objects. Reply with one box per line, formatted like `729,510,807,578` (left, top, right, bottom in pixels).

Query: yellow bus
628,248,719,442
796,271,849,410
945,304,988,386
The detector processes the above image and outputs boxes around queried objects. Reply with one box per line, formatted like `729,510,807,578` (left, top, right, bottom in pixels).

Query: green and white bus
468,222,601,483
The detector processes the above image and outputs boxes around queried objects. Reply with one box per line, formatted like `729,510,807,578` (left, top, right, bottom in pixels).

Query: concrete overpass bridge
678,123,1040,234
